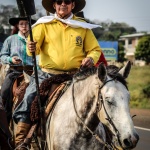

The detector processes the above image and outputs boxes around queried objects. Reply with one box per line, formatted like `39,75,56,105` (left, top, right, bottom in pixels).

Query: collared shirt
0,34,33,66
27,16,101,71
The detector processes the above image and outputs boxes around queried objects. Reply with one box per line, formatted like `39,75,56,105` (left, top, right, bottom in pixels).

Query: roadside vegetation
127,65,150,109
135,36,150,65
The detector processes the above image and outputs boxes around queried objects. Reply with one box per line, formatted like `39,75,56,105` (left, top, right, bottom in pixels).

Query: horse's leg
0,129,11,150
0,109,12,139
0,109,14,149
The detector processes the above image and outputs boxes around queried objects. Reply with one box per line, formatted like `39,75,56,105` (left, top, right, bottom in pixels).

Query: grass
127,65,150,109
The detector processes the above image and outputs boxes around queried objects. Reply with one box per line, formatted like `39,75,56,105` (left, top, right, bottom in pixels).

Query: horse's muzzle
122,132,139,149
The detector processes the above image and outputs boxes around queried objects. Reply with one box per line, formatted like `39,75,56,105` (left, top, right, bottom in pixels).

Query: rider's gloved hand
81,57,94,67
27,41,37,53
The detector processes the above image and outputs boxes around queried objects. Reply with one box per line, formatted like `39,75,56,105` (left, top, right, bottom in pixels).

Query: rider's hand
12,56,22,65
81,57,94,67
27,41,37,53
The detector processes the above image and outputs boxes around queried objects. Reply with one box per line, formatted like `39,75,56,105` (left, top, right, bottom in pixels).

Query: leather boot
15,122,31,150
0,109,13,150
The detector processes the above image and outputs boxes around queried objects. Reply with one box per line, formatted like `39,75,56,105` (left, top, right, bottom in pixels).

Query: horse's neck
47,75,105,149
72,75,99,121
53,75,100,132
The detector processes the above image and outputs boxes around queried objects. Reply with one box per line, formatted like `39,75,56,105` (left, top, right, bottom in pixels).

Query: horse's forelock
73,67,97,81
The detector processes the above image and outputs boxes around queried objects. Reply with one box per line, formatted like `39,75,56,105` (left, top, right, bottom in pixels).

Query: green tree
135,36,150,64
118,42,126,62
0,5,19,24
102,32,115,41
92,27,103,39
94,22,137,41
108,22,136,40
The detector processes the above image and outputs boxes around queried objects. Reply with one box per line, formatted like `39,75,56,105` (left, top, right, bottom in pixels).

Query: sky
1,0,150,32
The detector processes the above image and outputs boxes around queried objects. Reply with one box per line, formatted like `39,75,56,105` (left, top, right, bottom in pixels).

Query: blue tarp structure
98,41,118,61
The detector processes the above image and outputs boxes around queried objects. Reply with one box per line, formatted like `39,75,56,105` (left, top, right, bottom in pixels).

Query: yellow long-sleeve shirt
27,16,101,71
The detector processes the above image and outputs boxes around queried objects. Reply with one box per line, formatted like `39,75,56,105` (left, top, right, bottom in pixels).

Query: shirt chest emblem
76,36,82,47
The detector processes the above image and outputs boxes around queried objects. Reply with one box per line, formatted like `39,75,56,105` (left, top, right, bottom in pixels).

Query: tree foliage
0,5,19,24
135,36,150,64
91,22,136,41
118,43,126,62
85,18,136,41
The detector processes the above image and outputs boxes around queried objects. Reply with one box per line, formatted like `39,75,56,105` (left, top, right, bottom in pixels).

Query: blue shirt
0,34,33,66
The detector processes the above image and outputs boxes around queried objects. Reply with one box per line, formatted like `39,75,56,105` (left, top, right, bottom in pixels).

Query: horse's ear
119,61,132,79
97,63,107,82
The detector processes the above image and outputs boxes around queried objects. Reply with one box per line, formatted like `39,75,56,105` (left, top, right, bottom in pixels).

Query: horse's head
97,61,139,149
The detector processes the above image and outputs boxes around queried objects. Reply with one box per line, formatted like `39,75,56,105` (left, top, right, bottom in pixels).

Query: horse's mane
73,65,128,89
73,66,97,81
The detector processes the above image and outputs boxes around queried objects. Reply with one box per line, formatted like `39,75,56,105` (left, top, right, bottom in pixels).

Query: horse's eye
105,97,110,101
107,101,113,105
105,98,115,106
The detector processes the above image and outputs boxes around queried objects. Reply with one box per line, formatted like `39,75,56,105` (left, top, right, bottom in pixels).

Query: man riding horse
12,0,103,149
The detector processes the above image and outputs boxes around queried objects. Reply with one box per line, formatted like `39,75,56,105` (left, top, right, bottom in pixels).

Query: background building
119,32,150,64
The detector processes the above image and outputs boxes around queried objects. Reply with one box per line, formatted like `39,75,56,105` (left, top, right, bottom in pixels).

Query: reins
99,78,120,135
72,80,113,150
99,77,126,150
72,77,125,150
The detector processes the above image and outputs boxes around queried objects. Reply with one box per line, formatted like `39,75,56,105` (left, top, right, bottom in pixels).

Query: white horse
45,61,139,150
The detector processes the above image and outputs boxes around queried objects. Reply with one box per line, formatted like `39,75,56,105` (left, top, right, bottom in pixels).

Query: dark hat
42,0,86,14
75,11,85,18
75,11,89,23
9,16,36,26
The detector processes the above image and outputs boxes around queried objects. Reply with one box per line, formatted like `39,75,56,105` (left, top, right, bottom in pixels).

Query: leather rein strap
72,78,123,150
99,78,125,150
72,80,114,150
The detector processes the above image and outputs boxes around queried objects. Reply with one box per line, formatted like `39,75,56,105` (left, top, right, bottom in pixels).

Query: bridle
99,77,129,150
72,77,126,150
99,78,125,149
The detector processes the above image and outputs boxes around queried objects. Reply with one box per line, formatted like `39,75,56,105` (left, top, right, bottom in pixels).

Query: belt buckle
67,72,70,74
66,71,74,75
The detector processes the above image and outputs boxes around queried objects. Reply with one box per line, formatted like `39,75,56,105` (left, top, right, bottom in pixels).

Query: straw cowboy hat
9,16,36,26
42,0,86,14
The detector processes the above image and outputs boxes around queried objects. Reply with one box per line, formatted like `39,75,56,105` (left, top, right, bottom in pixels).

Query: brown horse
0,96,14,150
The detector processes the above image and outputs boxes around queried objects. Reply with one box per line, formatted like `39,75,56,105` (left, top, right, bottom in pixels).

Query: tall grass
127,65,150,109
